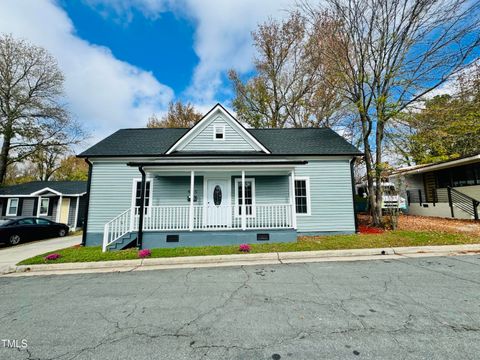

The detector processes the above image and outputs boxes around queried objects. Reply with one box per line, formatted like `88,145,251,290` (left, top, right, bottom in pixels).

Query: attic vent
257,233,270,241
214,125,225,140
166,235,179,242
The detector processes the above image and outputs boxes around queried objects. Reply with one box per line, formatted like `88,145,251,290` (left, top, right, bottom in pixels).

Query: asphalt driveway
1,255,480,359
0,235,80,273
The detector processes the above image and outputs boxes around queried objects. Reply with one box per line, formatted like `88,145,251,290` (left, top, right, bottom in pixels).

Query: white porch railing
102,208,133,252
143,204,294,231
103,203,294,251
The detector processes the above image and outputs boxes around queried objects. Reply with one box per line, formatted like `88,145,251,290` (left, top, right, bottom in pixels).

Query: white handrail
102,208,133,252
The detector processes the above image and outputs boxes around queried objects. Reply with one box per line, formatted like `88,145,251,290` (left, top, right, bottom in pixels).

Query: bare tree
0,34,84,185
147,101,202,128
229,12,346,128
302,0,480,226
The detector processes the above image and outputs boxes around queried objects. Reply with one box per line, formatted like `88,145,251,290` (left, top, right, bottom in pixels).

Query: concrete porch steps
107,232,137,251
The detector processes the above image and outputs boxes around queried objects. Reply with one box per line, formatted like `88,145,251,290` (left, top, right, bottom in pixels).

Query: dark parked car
0,218,69,246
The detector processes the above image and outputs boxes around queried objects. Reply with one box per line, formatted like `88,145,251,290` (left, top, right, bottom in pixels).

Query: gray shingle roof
0,181,87,196
250,128,361,155
78,127,361,157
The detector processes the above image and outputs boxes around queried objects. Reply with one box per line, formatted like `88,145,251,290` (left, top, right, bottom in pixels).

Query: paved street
1,255,480,360
0,235,81,274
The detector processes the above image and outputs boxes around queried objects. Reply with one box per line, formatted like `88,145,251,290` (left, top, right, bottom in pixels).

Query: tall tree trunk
359,111,380,226
374,119,385,226
0,122,13,185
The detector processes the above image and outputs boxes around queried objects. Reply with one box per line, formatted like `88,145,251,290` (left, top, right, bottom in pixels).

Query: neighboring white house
391,153,480,220
77,104,362,251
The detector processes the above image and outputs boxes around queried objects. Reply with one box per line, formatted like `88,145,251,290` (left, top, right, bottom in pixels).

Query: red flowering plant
44,253,61,261
138,249,152,258
239,244,251,252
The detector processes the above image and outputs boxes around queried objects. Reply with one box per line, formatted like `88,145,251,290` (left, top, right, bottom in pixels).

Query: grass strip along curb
18,230,479,266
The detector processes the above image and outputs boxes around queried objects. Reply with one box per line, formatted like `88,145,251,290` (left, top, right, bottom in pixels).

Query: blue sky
0,0,294,145
60,1,198,96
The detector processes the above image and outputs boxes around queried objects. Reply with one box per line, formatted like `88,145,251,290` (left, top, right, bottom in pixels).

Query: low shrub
44,253,61,261
239,244,251,252
138,249,152,258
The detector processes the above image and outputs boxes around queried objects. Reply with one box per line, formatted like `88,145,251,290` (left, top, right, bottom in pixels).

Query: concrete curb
6,243,480,276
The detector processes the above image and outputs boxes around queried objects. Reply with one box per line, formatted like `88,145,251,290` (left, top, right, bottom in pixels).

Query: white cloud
84,0,296,107
0,0,298,149
0,0,174,146
179,0,295,105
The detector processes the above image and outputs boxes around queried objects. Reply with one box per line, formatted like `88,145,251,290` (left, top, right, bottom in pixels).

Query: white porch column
189,170,195,231
290,170,297,229
241,170,246,230
56,195,63,223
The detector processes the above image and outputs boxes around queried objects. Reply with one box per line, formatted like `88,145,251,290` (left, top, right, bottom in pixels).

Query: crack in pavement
4,256,480,359
173,265,251,337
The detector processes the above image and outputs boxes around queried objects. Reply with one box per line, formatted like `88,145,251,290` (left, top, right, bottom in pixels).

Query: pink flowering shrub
44,253,61,261
138,249,152,258
239,244,251,253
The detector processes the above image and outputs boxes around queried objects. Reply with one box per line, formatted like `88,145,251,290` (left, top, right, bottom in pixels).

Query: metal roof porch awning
127,159,308,171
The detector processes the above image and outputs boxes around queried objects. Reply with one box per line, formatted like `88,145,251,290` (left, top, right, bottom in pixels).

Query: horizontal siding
295,160,355,233
87,160,355,234
0,197,36,220
88,163,140,233
155,176,289,206
231,176,289,204
21,198,36,217
154,176,204,206
182,115,256,152
0,197,57,221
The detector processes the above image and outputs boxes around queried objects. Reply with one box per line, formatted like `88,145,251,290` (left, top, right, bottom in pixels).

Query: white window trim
295,176,311,216
234,178,256,217
213,124,226,141
131,178,153,217
39,198,50,216
6,198,19,216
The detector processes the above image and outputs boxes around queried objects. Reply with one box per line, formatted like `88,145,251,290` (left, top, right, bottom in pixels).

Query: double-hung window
133,180,152,215
294,177,310,215
6,198,19,216
235,178,255,216
39,198,50,216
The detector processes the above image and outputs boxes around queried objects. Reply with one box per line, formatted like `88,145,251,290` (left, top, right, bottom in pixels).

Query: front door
59,198,70,225
205,178,231,227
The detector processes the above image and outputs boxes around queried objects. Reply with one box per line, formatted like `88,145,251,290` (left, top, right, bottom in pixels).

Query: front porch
103,161,306,251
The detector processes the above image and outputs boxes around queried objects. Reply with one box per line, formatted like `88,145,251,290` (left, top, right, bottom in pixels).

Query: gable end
166,104,270,154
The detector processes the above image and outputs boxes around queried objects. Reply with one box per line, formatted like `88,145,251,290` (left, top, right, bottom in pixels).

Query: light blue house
78,104,361,251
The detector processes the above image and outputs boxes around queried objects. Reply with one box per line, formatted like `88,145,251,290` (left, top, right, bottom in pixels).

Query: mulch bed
358,213,480,237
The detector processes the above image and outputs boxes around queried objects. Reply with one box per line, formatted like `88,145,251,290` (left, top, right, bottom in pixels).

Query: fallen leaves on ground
359,213,480,237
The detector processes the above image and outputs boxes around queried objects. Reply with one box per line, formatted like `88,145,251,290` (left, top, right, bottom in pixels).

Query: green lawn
18,230,479,266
